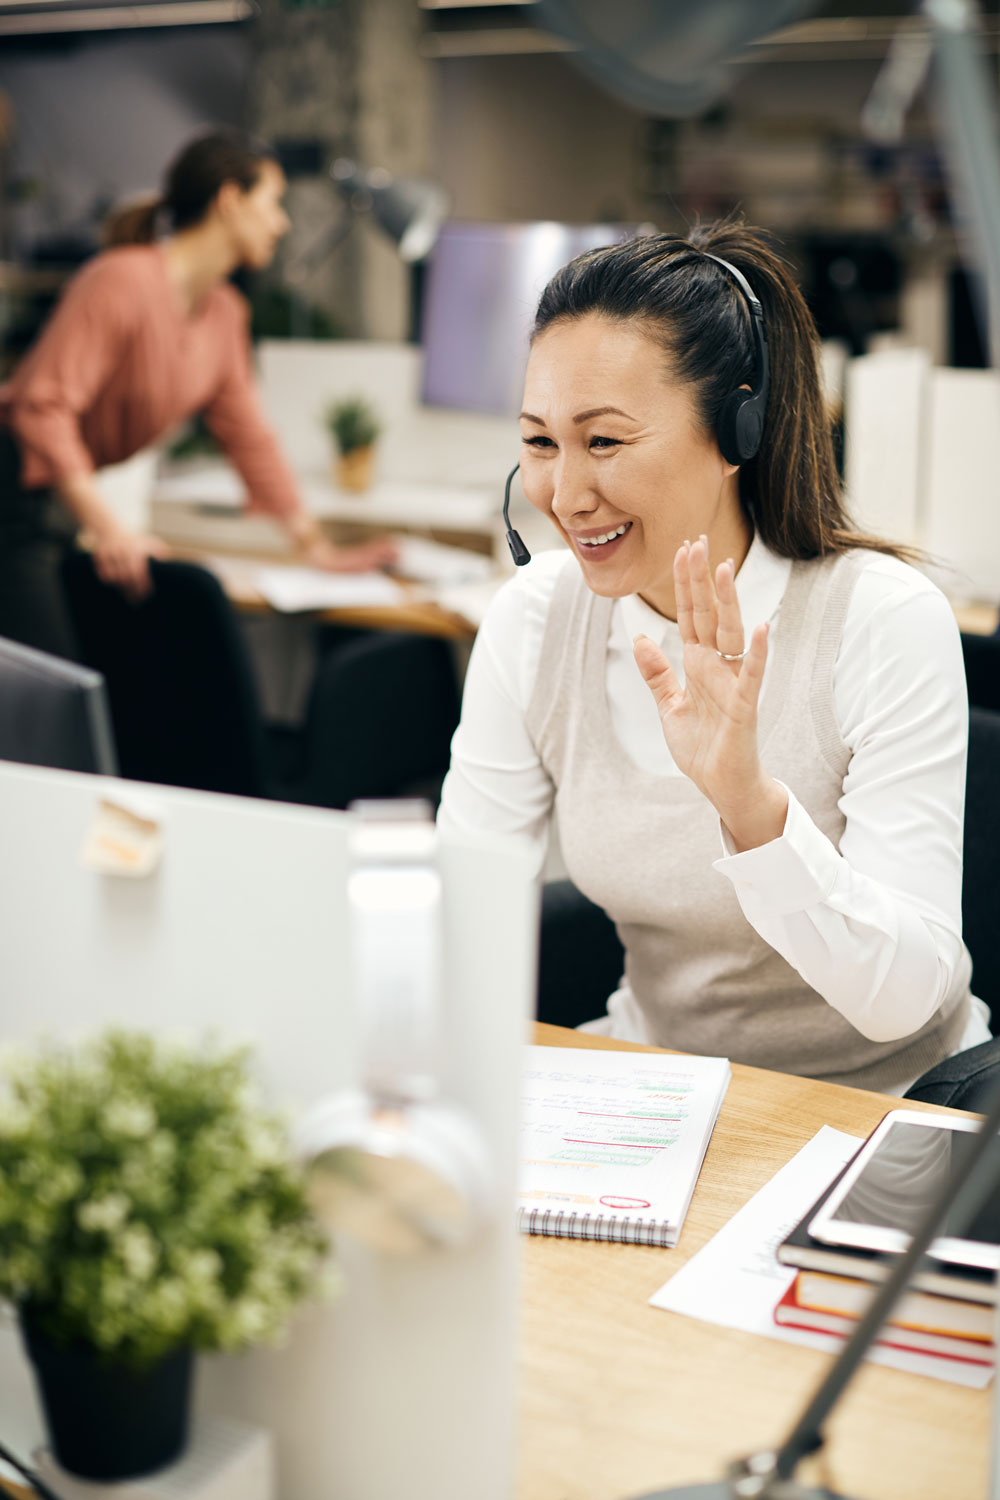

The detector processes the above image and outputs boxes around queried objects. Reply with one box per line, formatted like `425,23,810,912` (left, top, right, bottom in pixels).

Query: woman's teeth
579,524,630,548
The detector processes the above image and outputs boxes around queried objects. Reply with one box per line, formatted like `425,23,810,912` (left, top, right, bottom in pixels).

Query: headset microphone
503,463,531,566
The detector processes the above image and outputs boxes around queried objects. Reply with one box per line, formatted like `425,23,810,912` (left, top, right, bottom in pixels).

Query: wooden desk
955,603,999,637
168,544,481,640
522,1023,989,1500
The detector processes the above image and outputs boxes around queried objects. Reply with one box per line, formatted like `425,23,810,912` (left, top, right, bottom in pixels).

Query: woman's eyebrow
573,406,635,424
518,405,637,425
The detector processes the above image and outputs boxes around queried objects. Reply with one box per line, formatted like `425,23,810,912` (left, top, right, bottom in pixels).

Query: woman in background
439,221,989,1095
0,128,395,659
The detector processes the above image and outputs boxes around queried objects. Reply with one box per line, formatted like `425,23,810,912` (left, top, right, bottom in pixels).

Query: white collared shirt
439,537,991,1054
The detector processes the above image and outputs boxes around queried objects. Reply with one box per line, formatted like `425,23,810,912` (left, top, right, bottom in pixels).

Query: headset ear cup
716,390,747,466
716,390,763,466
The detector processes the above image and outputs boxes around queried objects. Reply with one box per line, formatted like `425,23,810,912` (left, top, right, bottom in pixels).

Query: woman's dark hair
532,219,911,562
103,129,278,248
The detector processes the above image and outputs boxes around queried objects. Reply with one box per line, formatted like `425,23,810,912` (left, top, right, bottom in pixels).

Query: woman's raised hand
632,536,788,851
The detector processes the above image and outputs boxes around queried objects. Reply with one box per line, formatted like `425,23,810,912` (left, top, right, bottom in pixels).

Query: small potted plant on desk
325,395,381,492
0,1031,330,1483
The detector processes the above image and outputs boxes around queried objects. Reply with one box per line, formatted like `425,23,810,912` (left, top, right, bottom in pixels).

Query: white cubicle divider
923,367,1000,603
256,339,517,492
843,347,929,547
0,763,538,1500
257,340,422,479
95,447,159,534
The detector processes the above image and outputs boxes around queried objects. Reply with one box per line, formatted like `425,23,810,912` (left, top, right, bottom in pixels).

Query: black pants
0,430,80,661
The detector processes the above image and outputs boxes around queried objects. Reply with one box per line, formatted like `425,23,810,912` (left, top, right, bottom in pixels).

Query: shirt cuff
712,784,842,917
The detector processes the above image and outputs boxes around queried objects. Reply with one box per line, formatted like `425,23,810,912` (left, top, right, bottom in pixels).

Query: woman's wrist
286,511,323,552
716,776,789,854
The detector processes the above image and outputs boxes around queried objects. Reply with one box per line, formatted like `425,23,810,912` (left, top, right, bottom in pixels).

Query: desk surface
521,1023,990,1500
168,543,481,640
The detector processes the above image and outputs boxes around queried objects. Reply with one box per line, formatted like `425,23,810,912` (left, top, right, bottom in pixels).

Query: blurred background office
2,0,1000,806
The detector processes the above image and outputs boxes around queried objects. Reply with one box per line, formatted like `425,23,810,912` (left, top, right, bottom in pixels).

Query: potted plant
325,396,381,492
0,1031,330,1482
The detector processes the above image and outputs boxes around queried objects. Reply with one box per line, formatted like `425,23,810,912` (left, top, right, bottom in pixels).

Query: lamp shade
331,158,449,262
535,0,821,116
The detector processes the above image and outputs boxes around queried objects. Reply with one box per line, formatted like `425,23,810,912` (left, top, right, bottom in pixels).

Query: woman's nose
550,457,599,522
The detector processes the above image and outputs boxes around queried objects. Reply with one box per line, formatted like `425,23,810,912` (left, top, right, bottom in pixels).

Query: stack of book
775,1149,996,1370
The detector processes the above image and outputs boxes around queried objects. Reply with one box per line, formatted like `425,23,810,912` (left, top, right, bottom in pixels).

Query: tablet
808,1109,1000,1271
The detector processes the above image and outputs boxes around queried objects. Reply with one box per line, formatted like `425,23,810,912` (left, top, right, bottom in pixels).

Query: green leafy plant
325,396,381,456
0,1032,331,1368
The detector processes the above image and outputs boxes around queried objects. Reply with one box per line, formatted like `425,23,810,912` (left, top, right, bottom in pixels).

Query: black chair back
905,705,1000,1108
536,879,625,1029
62,554,269,798
960,706,1000,1030
961,632,1000,714
297,630,461,809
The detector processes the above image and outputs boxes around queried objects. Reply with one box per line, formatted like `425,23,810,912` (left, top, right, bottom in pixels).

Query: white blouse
439,537,991,1055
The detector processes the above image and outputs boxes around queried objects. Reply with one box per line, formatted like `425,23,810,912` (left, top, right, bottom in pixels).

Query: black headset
503,252,770,568
704,252,770,469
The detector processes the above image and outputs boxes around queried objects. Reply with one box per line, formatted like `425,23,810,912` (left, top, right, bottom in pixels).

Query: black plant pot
19,1308,193,1481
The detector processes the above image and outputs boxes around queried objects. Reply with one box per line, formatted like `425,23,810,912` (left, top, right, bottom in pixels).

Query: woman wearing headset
439,221,988,1094
0,129,395,659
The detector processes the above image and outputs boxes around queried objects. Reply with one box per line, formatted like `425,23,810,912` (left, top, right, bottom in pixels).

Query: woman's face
519,313,743,617
225,160,291,270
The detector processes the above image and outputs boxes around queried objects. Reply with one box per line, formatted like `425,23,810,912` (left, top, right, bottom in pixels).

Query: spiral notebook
517,1044,731,1247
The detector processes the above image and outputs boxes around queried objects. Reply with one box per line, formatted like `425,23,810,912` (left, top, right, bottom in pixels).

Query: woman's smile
568,521,633,559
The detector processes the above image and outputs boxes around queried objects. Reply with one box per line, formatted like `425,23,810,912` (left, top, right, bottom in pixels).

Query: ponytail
101,194,162,247
532,217,915,564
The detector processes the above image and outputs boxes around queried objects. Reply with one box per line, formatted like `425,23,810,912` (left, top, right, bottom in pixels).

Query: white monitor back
843,347,929,548
0,763,538,1500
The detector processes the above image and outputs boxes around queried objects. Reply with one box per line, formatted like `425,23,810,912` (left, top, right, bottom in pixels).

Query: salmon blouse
0,244,298,516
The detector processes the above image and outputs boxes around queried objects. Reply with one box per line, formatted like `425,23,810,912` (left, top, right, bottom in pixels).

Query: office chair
960,631,1000,714
536,878,624,1028
0,634,117,775
905,704,1000,1109
63,554,270,797
62,553,461,808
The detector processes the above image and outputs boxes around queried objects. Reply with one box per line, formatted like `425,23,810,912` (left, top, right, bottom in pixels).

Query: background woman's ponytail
101,194,162,247
533,217,912,563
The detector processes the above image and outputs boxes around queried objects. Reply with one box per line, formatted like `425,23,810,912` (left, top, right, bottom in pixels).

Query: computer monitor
419,220,634,416
0,635,117,775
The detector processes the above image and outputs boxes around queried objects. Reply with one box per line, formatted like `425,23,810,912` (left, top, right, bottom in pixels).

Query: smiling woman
439,220,990,1094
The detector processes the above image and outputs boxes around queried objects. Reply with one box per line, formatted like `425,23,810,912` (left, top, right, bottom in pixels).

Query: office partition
0,764,538,1500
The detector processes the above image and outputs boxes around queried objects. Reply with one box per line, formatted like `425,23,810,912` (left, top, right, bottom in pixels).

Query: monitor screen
0,635,117,775
420,221,634,416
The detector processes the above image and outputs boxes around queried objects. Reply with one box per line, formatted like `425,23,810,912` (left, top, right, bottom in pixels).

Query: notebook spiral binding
516,1206,673,1247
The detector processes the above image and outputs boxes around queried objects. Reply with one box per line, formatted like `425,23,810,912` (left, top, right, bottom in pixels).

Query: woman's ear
213,180,243,224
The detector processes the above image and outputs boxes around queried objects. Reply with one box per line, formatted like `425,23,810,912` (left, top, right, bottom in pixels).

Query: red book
774,1279,995,1367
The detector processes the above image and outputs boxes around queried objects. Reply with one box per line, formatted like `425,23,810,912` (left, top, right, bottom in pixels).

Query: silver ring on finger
716,648,747,661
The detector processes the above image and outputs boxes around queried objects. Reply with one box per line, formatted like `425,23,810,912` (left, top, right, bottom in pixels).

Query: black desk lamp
631,1079,1000,1499
288,158,449,283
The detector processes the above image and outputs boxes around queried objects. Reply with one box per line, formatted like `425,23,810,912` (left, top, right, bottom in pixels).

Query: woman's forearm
53,471,129,541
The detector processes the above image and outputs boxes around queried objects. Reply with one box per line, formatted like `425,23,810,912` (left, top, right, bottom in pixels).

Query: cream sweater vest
525,551,971,1092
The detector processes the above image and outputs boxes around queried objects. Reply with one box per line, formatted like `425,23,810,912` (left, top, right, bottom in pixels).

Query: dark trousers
0,430,80,661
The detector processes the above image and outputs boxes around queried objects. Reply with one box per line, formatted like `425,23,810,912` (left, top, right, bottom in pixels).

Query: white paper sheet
392,535,493,586
428,578,504,629
649,1125,994,1388
254,567,405,613
154,466,247,508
